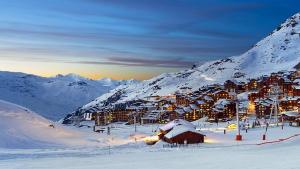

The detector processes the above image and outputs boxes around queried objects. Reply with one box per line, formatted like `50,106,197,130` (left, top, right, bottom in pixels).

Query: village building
210,99,236,120
247,79,259,91
279,96,299,112
196,100,211,113
141,110,166,124
254,98,274,118
213,90,231,101
163,125,205,144
175,94,191,106
224,80,237,92
278,77,293,96
292,85,300,96
159,119,205,144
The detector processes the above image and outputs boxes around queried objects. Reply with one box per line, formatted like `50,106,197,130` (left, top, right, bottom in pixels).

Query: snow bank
0,100,103,149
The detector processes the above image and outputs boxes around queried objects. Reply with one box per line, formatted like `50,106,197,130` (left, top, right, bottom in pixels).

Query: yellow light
143,135,160,145
227,123,237,129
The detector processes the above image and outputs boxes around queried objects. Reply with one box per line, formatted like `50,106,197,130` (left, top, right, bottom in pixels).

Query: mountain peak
79,13,300,110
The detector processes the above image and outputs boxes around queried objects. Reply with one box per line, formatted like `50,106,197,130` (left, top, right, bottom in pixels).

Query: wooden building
163,125,205,144
213,90,230,101
255,99,273,118
293,85,300,96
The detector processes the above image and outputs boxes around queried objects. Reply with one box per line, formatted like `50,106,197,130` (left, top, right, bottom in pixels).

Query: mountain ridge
0,71,137,120
80,12,300,111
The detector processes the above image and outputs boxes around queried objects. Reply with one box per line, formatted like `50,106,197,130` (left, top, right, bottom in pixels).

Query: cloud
65,56,196,68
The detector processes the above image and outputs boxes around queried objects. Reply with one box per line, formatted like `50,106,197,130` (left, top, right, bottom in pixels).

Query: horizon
0,0,299,80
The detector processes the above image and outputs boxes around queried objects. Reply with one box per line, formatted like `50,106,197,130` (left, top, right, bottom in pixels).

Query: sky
0,0,299,80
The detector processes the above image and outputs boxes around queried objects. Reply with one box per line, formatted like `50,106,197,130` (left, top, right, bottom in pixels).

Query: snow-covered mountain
0,71,137,120
0,100,89,148
81,12,300,110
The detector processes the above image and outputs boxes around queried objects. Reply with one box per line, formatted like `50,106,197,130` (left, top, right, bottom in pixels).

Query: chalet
254,98,273,118
279,96,299,112
293,85,300,96
278,77,293,95
182,106,193,121
161,103,176,111
289,71,300,81
141,110,166,124
258,86,271,98
247,79,259,91
280,111,300,121
248,91,260,102
266,73,280,85
236,82,247,93
196,100,212,117
172,108,185,120
163,125,205,144
95,111,111,126
213,90,230,101
224,80,237,92
203,95,215,105
210,99,236,120
159,119,196,134
175,94,190,106
188,104,202,121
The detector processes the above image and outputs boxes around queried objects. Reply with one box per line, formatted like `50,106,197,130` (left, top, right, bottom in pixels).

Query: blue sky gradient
0,0,299,79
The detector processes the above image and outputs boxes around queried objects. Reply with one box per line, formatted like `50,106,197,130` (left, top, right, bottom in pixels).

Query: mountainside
81,12,300,111
0,71,137,120
0,100,88,148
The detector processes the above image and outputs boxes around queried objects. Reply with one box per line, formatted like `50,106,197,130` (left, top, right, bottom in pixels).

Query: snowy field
1,123,300,169
1,99,300,169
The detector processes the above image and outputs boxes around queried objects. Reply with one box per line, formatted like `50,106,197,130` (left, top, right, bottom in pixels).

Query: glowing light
143,135,160,145
227,123,237,129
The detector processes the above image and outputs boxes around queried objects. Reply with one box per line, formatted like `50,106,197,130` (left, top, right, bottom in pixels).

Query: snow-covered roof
164,125,204,139
293,79,300,84
142,110,166,120
203,95,214,101
280,111,300,117
292,85,300,90
280,96,298,101
174,108,185,115
159,119,195,132
215,99,230,106
183,106,192,112
189,104,199,110
196,100,205,105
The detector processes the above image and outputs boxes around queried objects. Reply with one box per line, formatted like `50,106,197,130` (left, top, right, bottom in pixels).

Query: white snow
159,119,196,132
0,71,136,120
164,125,200,139
1,100,300,169
82,12,300,111
0,120,300,169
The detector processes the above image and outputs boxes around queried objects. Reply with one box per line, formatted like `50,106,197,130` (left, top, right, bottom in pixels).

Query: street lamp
235,90,242,141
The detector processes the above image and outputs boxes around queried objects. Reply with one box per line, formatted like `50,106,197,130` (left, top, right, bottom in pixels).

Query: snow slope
1,122,300,169
0,100,96,148
82,12,300,110
0,71,137,120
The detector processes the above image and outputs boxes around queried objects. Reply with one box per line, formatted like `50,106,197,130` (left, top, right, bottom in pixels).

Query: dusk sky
0,0,299,80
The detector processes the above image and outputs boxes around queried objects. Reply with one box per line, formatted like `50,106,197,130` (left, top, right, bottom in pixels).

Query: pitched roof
159,119,195,132
164,125,204,139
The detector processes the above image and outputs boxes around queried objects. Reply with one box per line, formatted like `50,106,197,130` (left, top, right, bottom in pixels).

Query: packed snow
1,116,300,169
